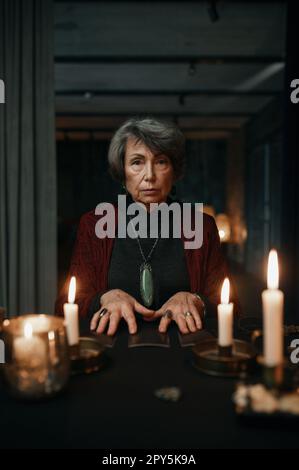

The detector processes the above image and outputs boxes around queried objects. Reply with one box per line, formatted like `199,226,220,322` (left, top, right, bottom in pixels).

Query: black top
107,198,190,310
87,194,191,316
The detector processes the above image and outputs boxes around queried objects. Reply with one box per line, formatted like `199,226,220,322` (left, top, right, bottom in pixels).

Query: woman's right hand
90,289,155,336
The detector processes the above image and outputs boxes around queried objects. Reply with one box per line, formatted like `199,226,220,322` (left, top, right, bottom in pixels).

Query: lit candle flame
221,278,230,304
24,322,33,339
267,249,279,289
68,276,76,304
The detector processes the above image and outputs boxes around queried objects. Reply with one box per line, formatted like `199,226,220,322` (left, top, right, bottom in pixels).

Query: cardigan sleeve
54,214,104,318
201,217,241,317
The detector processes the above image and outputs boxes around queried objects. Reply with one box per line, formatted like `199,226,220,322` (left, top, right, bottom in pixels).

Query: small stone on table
154,386,182,402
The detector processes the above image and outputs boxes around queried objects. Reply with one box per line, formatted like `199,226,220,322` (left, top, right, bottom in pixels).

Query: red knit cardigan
55,205,234,318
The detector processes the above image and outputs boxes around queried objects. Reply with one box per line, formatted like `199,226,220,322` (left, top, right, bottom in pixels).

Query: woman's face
124,137,174,208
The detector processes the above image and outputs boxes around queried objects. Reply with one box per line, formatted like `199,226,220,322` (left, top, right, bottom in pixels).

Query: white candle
63,276,79,346
218,278,234,347
262,250,284,367
14,322,47,367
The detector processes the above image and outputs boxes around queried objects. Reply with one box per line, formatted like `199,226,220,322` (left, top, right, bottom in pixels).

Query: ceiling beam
55,56,285,65
56,90,280,97
56,111,256,118
56,126,235,132
56,115,248,129
55,1,287,3
56,130,231,141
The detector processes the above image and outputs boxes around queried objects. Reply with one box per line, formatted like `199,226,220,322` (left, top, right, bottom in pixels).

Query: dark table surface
0,317,298,449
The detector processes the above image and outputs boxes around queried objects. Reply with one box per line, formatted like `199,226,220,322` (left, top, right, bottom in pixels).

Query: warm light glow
215,214,231,243
219,230,226,240
221,278,230,304
24,322,33,339
68,276,76,304
267,250,279,289
48,331,55,341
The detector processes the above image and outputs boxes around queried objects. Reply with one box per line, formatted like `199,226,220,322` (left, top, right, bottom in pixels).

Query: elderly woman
55,117,237,335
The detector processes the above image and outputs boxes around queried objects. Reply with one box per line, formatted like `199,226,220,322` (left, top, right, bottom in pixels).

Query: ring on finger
99,307,108,319
96,308,110,329
184,311,193,319
163,309,173,320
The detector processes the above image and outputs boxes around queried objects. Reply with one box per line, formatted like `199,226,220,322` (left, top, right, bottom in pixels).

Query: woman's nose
144,163,155,181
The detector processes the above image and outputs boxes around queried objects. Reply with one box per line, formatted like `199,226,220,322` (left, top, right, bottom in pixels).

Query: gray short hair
107,117,185,183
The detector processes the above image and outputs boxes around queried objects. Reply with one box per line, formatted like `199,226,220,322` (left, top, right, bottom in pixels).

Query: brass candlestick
256,356,295,391
70,337,106,375
218,344,233,357
192,339,257,378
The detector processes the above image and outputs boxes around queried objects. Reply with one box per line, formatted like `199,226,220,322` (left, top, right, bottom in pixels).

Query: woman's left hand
145,291,205,334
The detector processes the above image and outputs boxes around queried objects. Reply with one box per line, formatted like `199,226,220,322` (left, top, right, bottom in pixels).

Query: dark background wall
245,98,284,280
54,1,298,321
56,137,227,289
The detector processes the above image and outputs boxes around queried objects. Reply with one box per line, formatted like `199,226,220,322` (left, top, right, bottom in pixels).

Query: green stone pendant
140,263,154,307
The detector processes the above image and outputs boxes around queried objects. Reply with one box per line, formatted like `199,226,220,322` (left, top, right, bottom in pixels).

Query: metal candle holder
70,337,106,375
256,356,296,391
251,330,297,390
192,338,257,377
2,314,70,400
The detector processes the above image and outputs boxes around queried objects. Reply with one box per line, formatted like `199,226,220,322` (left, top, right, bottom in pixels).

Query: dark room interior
0,0,299,452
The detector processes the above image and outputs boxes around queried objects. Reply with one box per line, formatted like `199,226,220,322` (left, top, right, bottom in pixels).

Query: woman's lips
142,189,158,192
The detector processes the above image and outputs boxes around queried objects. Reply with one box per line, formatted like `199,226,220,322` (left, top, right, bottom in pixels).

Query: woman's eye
132,160,142,166
157,159,168,165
